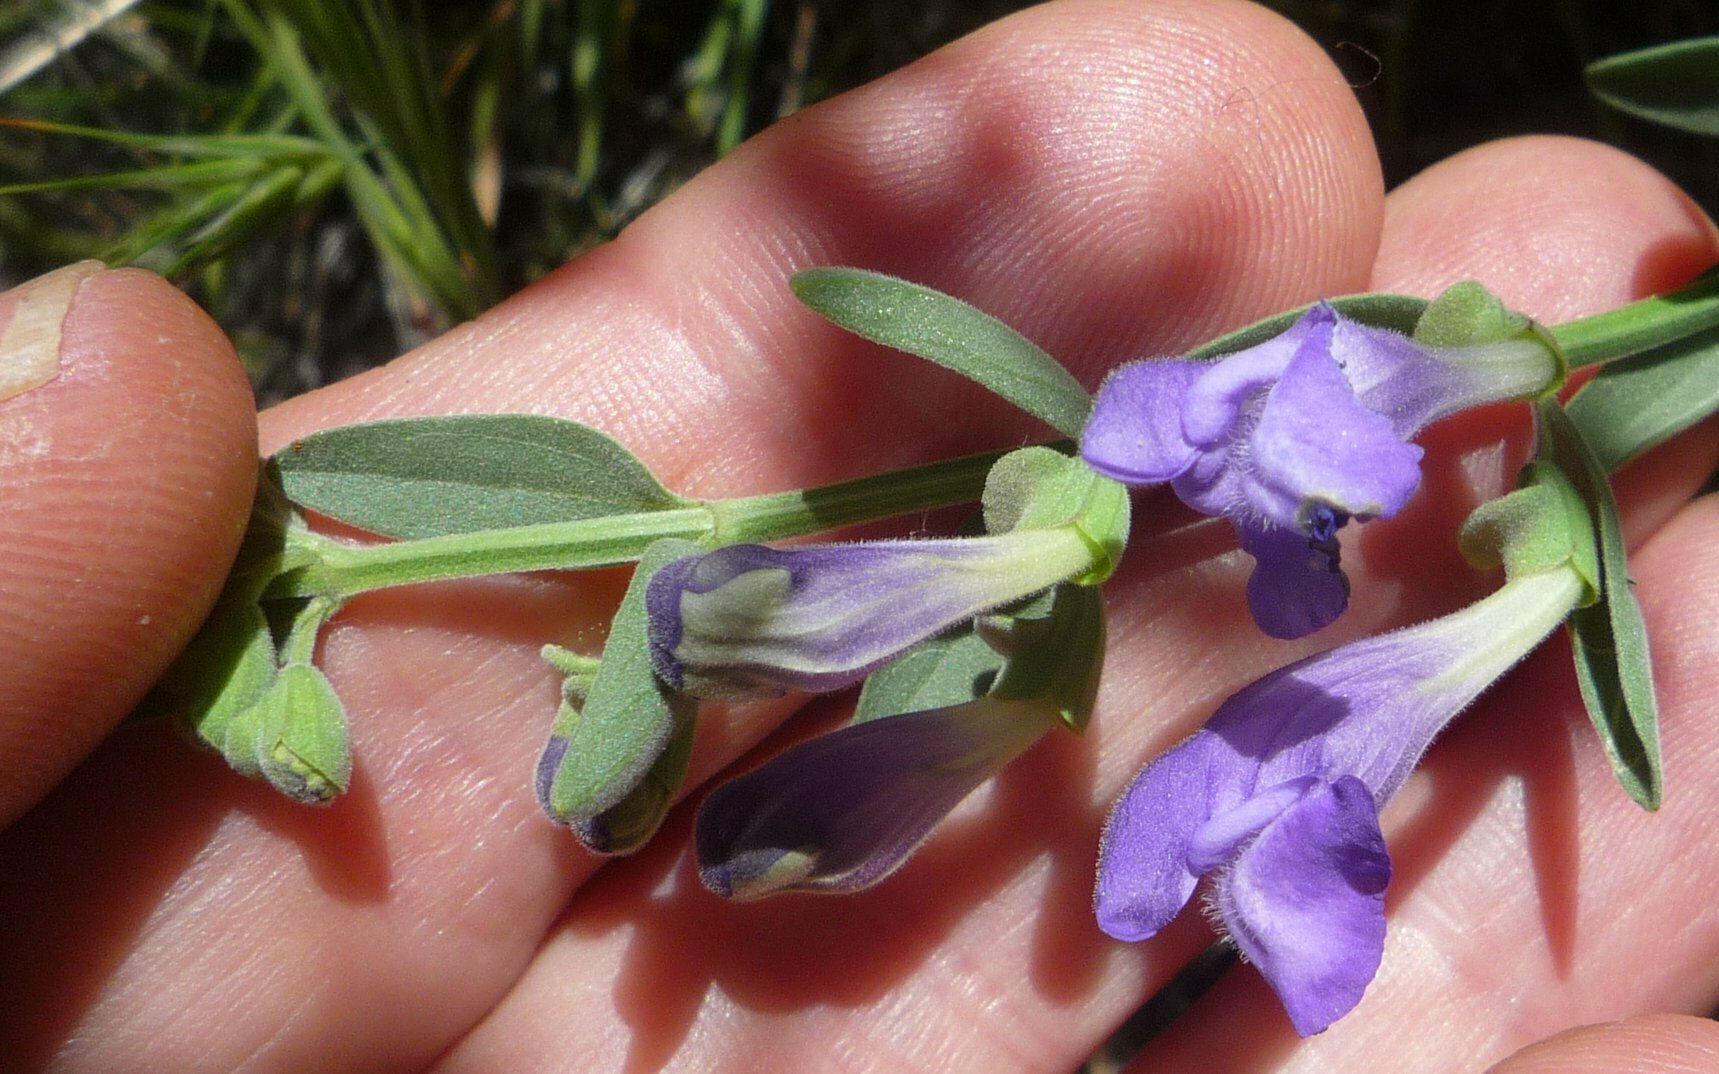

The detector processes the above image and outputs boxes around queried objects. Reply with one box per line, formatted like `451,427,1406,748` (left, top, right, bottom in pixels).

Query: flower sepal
647,447,1124,701
981,446,1131,583
537,539,701,851
1460,460,1599,597
1412,280,1566,398
977,582,1106,732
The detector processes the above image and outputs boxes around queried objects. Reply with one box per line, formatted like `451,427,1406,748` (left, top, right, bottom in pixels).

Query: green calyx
1415,280,1568,398
1459,461,1599,602
980,446,1131,584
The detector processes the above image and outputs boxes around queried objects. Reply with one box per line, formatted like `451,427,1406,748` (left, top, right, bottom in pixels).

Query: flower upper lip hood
1080,301,1559,639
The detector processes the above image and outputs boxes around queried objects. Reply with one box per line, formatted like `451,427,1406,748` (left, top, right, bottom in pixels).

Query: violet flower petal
1215,774,1390,1036
1248,568,1585,800
1080,359,1205,484
1334,317,1557,439
1177,327,1303,447
1079,301,1556,640
1247,342,1424,527
1095,565,1587,1034
1238,518,1352,641
1187,775,1318,872
696,696,1054,899
534,733,570,818
1093,729,1227,942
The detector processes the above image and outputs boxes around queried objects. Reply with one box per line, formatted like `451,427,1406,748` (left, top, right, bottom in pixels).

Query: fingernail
0,260,105,403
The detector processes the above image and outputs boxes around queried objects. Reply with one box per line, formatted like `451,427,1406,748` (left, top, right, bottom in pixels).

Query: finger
1130,138,1719,1070
1371,135,1718,319
0,264,255,827
1485,1013,1719,1074
0,0,1388,1070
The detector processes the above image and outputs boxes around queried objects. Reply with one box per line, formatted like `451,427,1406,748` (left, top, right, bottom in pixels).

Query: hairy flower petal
1334,318,1557,438
1216,774,1390,1037
1081,359,1204,483
1080,301,1555,639
1096,564,1588,1033
1238,519,1352,640
1094,729,1228,941
1247,343,1424,527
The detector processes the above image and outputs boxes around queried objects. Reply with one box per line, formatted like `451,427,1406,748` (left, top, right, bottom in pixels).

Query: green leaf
1537,400,1663,808
790,267,1093,438
1587,37,1719,137
1188,293,1428,361
542,539,699,828
1566,327,1719,471
852,625,1006,724
985,583,1106,733
271,414,688,539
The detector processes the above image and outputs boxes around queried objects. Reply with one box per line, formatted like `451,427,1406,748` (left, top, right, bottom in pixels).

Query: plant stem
267,446,1016,601
1550,269,1719,368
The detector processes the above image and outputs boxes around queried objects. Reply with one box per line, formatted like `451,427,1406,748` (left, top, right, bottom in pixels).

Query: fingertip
1486,1013,1719,1074
640,0,1386,376
1374,135,1719,315
0,265,257,826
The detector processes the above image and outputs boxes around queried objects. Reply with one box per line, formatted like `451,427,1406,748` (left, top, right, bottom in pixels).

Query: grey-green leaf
271,414,687,539
1188,294,1428,361
1538,400,1663,808
852,626,1006,724
1566,327,1719,471
791,267,1092,438
1587,37,1719,137
542,539,700,827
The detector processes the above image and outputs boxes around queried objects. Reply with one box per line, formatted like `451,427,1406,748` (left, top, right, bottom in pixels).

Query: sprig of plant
140,266,1719,818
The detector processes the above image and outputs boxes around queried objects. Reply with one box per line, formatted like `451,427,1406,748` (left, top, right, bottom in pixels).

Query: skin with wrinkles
2,2,1719,1072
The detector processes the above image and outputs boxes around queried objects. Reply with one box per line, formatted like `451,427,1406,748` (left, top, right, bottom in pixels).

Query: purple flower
647,530,1096,699
697,696,1056,898
1095,564,1585,1035
1080,303,1557,638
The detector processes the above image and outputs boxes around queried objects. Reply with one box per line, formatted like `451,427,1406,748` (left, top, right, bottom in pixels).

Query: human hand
5,2,1719,1071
